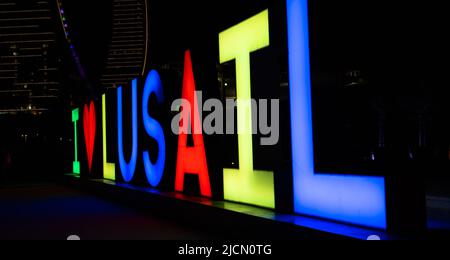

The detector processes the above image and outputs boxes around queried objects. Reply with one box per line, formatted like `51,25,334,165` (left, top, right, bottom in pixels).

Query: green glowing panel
72,108,80,175
102,94,116,180
219,10,275,209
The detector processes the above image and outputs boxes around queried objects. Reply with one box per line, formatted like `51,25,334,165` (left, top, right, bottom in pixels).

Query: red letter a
175,50,212,197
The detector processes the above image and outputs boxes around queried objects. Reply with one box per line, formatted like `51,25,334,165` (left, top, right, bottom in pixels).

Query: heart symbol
83,101,97,173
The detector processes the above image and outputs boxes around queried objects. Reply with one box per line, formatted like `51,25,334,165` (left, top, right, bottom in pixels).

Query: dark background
2,1,448,201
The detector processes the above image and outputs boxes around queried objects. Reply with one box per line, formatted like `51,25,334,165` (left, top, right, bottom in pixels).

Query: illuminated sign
287,0,387,229
102,94,116,181
219,10,275,209
117,80,138,182
71,108,80,175
83,101,97,173
142,70,166,187
66,1,407,231
175,50,212,198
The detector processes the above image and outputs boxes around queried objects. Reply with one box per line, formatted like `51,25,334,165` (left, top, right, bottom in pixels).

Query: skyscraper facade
100,0,148,89
0,0,61,116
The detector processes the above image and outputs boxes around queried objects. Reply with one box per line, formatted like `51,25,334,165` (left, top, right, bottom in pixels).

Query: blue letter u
117,79,138,182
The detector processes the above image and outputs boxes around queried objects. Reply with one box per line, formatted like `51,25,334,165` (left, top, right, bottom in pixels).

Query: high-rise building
0,0,61,115
100,0,149,89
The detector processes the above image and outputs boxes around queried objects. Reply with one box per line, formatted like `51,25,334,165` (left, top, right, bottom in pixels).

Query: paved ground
1,181,449,240
0,183,214,240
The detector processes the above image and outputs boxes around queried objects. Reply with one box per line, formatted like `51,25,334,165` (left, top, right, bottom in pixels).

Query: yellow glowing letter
102,94,116,180
219,10,275,209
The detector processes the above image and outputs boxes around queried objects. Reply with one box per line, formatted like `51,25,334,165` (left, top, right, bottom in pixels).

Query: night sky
62,0,112,82
62,0,438,84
